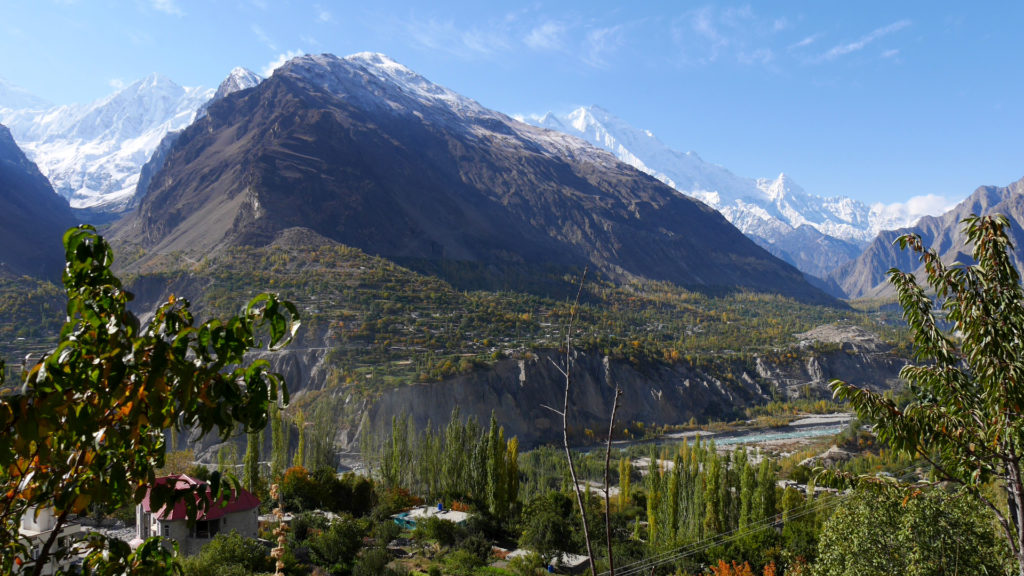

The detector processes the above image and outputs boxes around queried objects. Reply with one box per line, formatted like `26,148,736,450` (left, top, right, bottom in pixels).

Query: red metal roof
141,474,260,521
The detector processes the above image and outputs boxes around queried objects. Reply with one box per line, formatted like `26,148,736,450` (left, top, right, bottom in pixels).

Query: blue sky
1,1,1021,208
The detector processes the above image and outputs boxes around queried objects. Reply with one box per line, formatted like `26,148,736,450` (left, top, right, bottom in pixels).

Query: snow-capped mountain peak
526,105,959,279
0,73,214,210
526,106,887,277
529,105,770,209
213,67,262,100
274,53,609,168
759,173,793,201
280,52,492,121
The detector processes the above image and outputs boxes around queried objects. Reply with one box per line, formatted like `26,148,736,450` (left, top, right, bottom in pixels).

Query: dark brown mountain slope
0,124,76,280
114,53,832,303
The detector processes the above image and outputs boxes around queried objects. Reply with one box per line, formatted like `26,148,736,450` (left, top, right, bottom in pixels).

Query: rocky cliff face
363,343,903,448
211,320,902,451
169,308,905,456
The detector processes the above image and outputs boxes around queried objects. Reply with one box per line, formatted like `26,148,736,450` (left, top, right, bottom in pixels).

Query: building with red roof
136,474,260,555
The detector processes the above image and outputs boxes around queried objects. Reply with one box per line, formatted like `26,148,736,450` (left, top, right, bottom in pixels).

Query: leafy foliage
0,226,299,575
831,215,1024,572
179,531,275,576
279,466,376,515
307,514,369,575
518,491,579,558
815,485,1010,576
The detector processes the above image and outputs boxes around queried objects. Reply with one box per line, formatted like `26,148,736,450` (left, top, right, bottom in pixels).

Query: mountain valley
0,53,920,453
3,52,1020,452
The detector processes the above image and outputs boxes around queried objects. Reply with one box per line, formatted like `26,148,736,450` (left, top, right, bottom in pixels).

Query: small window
162,524,169,537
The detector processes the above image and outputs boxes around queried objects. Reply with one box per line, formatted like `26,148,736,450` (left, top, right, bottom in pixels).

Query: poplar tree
646,446,662,545
486,414,508,519
739,455,756,530
668,454,681,542
244,430,261,492
617,457,631,509
218,443,239,475
703,455,722,535
505,435,520,519
755,459,776,526
470,428,489,501
380,415,410,489
292,409,306,469
441,409,468,498
270,403,288,481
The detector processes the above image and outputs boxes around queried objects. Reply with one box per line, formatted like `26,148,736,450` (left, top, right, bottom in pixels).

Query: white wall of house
17,507,83,576
137,505,260,556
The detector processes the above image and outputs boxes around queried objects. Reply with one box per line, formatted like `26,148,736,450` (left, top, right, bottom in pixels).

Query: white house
137,474,260,556
17,507,84,575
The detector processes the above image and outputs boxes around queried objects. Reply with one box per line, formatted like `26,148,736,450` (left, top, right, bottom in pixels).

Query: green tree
506,435,521,520
243,430,261,492
292,408,306,469
815,485,1010,576
738,454,756,530
780,487,818,562
645,447,662,545
217,442,239,476
486,413,508,519
270,402,288,481
306,401,339,474
831,215,1024,574
415,516,460,548
440,408,469,499
0,226,300,576
353,547,394,576
179,531,274,576
307,515,369,575
617,457,631,510
379,415,411,490
519,491,577,559
703,455,723,535
754,458,776,527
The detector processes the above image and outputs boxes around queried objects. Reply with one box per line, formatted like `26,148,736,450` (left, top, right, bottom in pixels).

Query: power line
609,494,844,576
602,462,923,576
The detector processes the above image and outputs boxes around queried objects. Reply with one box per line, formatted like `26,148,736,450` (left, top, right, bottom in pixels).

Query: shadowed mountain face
0,124,75,280
115,53,831,303
832,177,1024,299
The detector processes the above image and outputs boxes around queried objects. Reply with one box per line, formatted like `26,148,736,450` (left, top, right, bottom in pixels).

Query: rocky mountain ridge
113,52,832,302
130,67,262,209
527,106,947,279
831,176,1024,299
